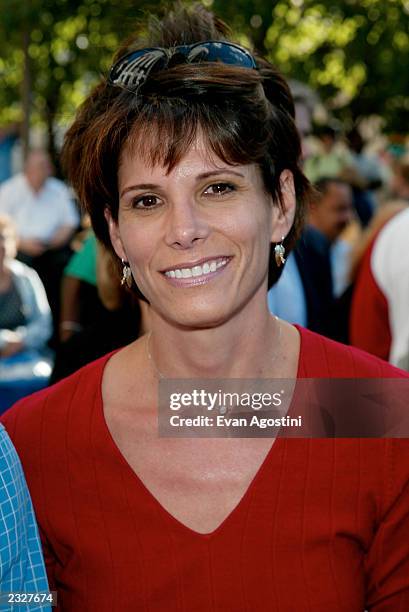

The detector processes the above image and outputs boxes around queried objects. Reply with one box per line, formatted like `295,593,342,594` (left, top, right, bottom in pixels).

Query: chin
162,303,235,330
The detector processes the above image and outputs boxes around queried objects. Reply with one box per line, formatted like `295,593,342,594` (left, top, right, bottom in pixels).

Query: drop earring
274,237,286,267
121,259,133,288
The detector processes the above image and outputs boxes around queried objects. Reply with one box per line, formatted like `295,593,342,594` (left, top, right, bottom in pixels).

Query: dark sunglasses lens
179,42,255,67
109,49,167,87
203,43,255,67
108,42,256,91
110,50,143,82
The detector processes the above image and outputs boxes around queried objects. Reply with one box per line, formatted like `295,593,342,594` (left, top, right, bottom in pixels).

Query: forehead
118,134,259,186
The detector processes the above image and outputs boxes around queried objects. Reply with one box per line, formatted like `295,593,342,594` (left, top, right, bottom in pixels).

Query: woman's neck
146,305,286,380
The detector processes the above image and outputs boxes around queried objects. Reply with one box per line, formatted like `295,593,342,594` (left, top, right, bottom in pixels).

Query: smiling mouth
162,257,231,279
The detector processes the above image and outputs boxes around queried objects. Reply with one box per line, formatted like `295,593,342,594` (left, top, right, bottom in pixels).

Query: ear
270,170,297,243
104,208,127,261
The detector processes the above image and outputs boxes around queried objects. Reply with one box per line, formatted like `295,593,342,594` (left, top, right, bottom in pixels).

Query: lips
161,256,231,279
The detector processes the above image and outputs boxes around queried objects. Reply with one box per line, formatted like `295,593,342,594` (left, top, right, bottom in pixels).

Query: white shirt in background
371,208,409,367
0,173,79,242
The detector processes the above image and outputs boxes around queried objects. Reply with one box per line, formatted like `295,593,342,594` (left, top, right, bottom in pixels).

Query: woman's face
107,135,295,329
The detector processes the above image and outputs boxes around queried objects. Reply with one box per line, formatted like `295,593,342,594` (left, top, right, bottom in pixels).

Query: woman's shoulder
0,351,114,441
8,258,35,278
8,259,44,292
296,325,408,378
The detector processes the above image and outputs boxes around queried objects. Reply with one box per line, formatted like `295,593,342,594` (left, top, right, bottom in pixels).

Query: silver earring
121,259,133,288
274,237,286,267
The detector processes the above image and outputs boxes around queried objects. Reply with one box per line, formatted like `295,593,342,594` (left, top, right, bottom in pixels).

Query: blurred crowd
0,113,409,411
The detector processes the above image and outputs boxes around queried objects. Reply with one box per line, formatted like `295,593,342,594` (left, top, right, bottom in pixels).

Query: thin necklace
146,315,282,380
146,330,166,380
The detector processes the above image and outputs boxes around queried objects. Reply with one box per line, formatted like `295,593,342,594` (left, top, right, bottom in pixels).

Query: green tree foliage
264,0,409,132
0,0,408,155
0,0,159,159
212,0,409,132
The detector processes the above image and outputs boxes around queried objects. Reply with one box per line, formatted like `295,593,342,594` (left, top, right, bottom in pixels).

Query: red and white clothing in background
350,208,409,368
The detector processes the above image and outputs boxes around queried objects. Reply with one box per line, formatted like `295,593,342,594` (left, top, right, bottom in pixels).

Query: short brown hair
61,2,312,288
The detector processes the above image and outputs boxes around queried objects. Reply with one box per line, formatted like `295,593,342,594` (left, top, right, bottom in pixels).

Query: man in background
309,177,354,298
0,150,78,260
269,177,353,340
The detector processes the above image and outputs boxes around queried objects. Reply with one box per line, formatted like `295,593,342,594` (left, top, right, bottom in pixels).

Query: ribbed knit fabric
2,326,409,611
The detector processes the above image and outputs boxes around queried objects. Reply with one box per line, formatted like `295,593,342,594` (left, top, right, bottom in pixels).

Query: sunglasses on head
108,40,257,93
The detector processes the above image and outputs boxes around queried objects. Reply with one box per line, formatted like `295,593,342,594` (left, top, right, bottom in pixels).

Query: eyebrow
119,169,245,198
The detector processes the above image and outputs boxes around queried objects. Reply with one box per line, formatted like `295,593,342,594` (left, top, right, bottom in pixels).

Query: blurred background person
309,177,354,298
346,127,383,193
289,81,318,161
352,207,409,369
304,124,382,229
349,162,409,359
50,241,144,383
0,214,52,413
344,127,384,227
269,177,354,340
0,149,80,342
303,125,353,184
58,230,103,344
268,226,333,334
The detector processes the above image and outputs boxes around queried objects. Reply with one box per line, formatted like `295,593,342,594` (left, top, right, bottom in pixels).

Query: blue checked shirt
0,424,50,611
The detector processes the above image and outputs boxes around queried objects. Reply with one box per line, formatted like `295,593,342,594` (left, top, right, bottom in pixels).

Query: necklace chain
146,315,282,381
146,331,166,380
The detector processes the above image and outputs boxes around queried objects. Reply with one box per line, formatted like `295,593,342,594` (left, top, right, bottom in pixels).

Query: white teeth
164,258,229,279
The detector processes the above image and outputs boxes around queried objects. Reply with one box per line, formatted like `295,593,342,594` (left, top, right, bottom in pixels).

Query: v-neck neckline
97,325,304,538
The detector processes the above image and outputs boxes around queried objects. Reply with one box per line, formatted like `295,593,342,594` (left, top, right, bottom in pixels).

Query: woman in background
0,214,52,411
50,238,142,383
2,4,409,610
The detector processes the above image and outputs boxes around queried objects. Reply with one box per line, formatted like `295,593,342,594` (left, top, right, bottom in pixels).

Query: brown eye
204,183,235,196
132,195,161,209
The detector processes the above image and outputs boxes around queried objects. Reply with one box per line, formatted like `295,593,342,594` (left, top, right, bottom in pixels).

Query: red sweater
2,327,409,611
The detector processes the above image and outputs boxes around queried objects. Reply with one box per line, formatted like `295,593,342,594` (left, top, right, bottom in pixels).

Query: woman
2,4,409,610
0,214,52,411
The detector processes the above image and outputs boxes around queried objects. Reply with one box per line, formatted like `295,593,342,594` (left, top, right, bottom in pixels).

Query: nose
164,199,210,249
